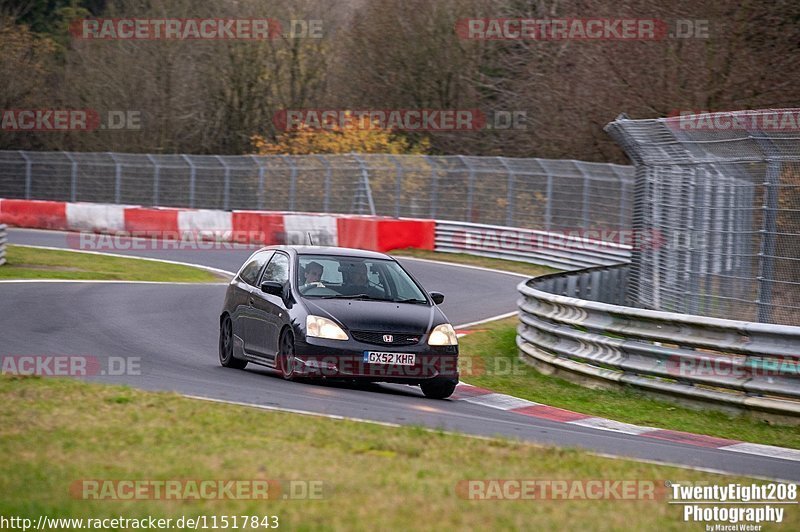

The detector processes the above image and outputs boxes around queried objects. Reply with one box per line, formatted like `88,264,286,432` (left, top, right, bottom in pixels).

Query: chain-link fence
0,151,634,235
606,109,800,326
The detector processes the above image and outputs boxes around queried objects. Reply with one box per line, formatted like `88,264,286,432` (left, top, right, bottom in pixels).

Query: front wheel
219,315,247,369
276,329,298,381
420,379,457,399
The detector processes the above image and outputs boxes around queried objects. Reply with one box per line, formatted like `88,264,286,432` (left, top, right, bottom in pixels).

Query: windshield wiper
396,298,427,304
320,293,386,300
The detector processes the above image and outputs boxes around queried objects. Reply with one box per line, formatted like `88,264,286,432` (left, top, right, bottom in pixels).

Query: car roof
257,245,394,261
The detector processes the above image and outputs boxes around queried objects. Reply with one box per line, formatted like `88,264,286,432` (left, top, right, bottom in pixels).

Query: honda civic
218,246,459,398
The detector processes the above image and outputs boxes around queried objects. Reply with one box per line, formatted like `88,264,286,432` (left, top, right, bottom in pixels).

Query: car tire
420,379,457,399
219,315,247,369
276,329,297,381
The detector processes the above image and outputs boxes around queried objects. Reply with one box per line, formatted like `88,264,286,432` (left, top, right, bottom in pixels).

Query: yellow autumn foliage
251,117,430,155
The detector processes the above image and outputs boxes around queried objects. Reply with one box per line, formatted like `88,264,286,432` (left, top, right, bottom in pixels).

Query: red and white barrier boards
0,199,435,252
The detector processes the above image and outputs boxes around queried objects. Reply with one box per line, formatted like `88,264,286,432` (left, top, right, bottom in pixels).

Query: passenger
301,261,325,289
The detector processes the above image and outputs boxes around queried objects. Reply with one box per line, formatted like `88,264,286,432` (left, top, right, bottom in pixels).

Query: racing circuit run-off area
2,1,800,531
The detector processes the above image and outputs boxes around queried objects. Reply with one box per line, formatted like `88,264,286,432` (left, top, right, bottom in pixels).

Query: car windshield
297,254,428,303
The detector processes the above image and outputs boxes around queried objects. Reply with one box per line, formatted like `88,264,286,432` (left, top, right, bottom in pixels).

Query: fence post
64,152,78,202
282,155,297,212
574,161,591,229
688,167,703,315
351,154,376,215
458,155,475,223
499,157,515,226
388,155,404,218
427,156,439,219
316,155,332,213
215,155,230,210
146,154,160,205
752,134,780,324
19,151,32,199
611,165,630,231
108,152,122,204
542,159,553,232
250,155,266,211
181,154,196,208
0,223,6,266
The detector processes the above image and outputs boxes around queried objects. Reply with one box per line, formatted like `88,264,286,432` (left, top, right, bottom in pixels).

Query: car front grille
351,331,422,346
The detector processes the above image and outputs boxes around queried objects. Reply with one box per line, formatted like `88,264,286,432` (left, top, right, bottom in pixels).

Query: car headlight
428,323,458,346
306,315,349,340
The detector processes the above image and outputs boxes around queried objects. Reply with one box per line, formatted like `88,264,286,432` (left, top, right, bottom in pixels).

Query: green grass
0,375,785,531
0,245,223,282
458,317,800,449
391,248,556,277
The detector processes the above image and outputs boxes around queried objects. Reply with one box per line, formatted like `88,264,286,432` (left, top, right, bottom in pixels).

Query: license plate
363,352,416,366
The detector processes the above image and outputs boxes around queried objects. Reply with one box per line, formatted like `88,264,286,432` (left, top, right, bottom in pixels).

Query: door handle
249,297,255,306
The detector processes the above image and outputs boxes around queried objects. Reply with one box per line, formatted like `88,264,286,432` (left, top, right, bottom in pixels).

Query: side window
239,251,273,287
262,253,290,284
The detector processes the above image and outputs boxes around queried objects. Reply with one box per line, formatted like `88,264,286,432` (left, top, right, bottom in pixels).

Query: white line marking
9,244,236,277
462,393,540,410
567,417,662,436
9,227,260,250
718,442,800,463
396,255,532,278
455,311,518,329
184,394,404,428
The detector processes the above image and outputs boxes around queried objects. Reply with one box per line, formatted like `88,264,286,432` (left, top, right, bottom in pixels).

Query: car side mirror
430,291,445,305
261,281,283,297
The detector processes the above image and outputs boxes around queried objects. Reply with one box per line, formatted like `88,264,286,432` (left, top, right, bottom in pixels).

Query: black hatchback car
218,246,459,399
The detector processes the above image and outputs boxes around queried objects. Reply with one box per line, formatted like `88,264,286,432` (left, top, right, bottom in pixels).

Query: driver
341,262,384,298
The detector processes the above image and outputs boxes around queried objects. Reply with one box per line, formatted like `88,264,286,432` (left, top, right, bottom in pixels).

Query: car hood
302,298,445,333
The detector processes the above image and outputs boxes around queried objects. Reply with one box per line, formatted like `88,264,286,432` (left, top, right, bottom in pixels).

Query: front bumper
293,335,459,383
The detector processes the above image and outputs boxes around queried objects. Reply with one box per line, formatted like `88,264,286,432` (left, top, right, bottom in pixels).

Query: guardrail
517,265,800,417
0,224,6,266
435,220,631,269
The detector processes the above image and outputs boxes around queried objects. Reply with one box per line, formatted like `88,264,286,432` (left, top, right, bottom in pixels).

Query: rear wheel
219,315,247,369
276,329,297,381
420,379,457,399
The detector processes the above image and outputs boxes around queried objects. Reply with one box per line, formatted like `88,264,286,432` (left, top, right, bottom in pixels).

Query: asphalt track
4,228,800,482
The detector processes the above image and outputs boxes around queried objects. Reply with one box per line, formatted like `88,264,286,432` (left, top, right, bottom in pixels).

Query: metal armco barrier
435,220,632,269
0,224,6,266
517,265,800,416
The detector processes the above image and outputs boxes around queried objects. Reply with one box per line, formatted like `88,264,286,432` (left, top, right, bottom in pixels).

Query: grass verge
0,245,222,282
458,317,800,449
391,248,556,277
0,375,784,531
